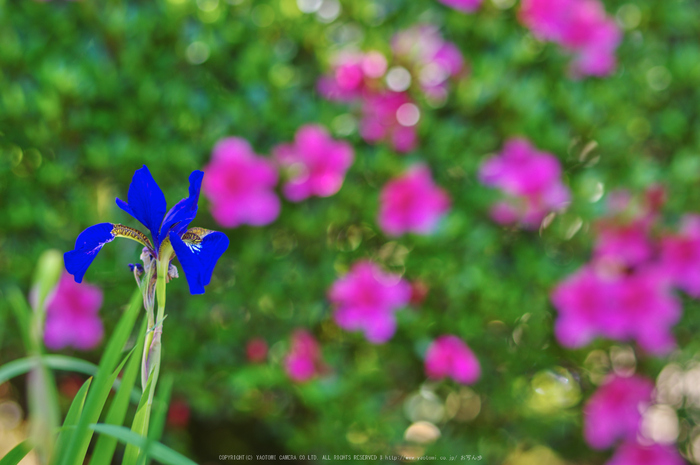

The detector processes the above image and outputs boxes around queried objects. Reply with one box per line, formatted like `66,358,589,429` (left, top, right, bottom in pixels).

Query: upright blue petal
116,165,166,249
169,230,229,295
64,223,116,283
158,170,204,247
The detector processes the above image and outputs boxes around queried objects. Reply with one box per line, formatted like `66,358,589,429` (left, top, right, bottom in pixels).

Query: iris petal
116,165,167,248
64,223,117,283
158,170,204,248
170,229,229,295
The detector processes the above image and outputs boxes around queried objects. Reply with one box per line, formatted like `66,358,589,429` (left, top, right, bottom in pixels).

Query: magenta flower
317,51,388,102
378,165,451,236
519,0,621,77
551,265,681,355
660,214,700,297
593,219,654,269
359,91,418,153
551,265,618,348
478,138,570,228
606,442,685,465
425,335,481,384
284,329,324,382
44,272,104,351
328,261,411,344
202,137,280,228
273,125,354,202
436,0,482,13
583,375,654,449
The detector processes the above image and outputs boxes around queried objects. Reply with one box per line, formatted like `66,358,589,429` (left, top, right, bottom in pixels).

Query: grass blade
0,440,32,465
139,374,173,465
122,376,153,465
53,377,92,460
90,424,196,465
58,289,143,465
89,317,147,465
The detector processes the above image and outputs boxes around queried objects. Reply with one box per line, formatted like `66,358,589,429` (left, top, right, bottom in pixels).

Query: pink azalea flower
479,138,570,228
273,124,354,202
425,335,481,384
359,91,418,153
202,137,280,228
284,329,324,382
551,265,681,354
378,165,451,236
593,220,654,269
317,51,388,102
44,272,104,351
583,375,654,449
606,442,685,465
436,0,482,13
519,0,621,78
328,261,411,344
660,214,700,297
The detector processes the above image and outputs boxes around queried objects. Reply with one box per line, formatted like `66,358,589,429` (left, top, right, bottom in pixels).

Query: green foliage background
1,0,700,463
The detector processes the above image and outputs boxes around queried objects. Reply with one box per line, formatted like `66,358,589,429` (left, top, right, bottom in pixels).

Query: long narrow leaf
0,355,141,404
139,374,173,465
5,287,33,354
53,378,92,460
122,376,153,465
90,424,196,465
0,440,32,465
0,355,97,385
89,318,147,465
58,289,143,465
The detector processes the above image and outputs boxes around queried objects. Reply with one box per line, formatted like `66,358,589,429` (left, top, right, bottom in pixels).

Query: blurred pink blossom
436,0,482,13
425,335,480,384
44,272,103,351
593,219,654,269
317,51,388,102
519,0,621,77
478,138,570,228
359,91,418,153
392,25,466,100
583,375,654,449
606,442,685,465
246,337,268,364
660,214,700,297
551,265,680,354
329,261,411,344
378,165,451,236
284,329,324,382
202,137,280,228
273,125,354,202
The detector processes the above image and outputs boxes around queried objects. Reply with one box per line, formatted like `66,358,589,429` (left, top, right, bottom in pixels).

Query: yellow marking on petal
111,224,153,249
181,227,210,244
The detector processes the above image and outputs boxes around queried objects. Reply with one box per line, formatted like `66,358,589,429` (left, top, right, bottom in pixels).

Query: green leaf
140,374,173,465
0,355,98,385
90,424,196,465
5,287,32,352
53,377,92,460
0,355,141,404
0,440,31,465
58,289,143,465
89,317,148,465
122,376,153,465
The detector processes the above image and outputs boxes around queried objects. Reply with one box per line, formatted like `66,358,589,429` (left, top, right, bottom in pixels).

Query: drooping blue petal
169,229,229,295
116,165,166,249
64,223,116,283
157,170,204,248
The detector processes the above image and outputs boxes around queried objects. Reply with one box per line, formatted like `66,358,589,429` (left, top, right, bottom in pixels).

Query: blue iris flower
64,165,229,294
